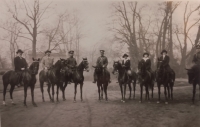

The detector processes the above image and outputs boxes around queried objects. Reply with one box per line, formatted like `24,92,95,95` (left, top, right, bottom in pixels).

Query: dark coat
96,56,108,67
14,56,28,72
122,59,131,70
141,58,151,71
192,51,200,64
159,55,170,69
66,57,77,68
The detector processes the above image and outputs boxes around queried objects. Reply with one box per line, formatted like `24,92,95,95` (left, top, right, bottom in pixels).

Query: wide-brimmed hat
16,49,24,54
68,50,74,54
122,53,129,58
143,52,149,57
161,49,167,54
100,50,105,53
83,57,87,61
45,50,51,54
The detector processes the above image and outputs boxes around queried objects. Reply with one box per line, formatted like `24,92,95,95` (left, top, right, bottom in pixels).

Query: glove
21,68,25,70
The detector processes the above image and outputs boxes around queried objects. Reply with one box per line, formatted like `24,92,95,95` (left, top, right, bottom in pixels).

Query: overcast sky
0,0,200,59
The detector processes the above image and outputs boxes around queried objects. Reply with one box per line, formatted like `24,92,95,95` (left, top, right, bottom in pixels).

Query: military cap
83,58,87,61
122,53,129,58
161,49,167,54
143,52,149,57
16,49,24,54
68,50,74,54
45,50,51,54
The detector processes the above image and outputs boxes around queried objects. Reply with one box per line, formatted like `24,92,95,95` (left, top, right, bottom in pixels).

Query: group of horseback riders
13,47,200,86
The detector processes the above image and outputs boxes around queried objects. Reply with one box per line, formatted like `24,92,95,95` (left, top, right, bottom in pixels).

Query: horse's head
92,65,102,74
29,58,40,75
156,58,163,76
81,58,89,72
112,60,121,74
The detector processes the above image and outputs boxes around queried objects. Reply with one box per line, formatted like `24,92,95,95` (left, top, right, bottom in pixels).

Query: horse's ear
32,57,35,61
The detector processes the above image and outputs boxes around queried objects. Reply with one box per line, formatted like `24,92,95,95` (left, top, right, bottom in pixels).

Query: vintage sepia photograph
0,0,200,127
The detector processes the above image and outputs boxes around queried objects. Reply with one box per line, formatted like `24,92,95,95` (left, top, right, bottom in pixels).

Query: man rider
66,50,77,83
14,49,28,87
42,50,54,76
93,50,111,83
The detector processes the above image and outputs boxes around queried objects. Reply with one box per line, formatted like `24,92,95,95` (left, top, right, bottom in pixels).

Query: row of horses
2,58,200,107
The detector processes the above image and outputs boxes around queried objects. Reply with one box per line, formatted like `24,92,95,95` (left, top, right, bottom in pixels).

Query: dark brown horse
93,65,110,101
138,60,154,103
3,58,40,107
112,61,137,102
155,60,175,104
186,65,200,104
72,59,89,102
39,59,65,102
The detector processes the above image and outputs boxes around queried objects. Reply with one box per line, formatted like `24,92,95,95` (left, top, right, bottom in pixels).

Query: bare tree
6,0,52,57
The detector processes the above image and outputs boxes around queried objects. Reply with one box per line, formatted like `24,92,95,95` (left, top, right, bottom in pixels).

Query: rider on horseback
158,50,174,80
141,52,154,82
93,50,111,83
66,50,77,83
122,53,131,82
42,50,54,76
14,49,28,87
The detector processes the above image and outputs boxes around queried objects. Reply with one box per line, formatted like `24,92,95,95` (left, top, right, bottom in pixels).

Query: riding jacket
141,58,151,71
14,56,28,72
122,58,131,70
42,56,54,69
66,57,77,68
96,56,108,68
159,55,170,69
192,51,200,64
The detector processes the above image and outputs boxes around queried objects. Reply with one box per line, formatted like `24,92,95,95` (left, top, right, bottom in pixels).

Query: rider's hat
16,49,24,54
45,50,51,54
143,52,149,57
122,53,129,58
100,50,105,53
83,57,87,61
68,50,74,54
161,49,167,54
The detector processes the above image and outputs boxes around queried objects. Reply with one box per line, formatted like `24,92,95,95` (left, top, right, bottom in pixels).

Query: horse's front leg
31,84,37,107
80,83,83,102
133,82,136,99
40,81,45,102
62,82,68,101
164,84,168,104
51,84,55,102
101,85,103,99
170,82,174,100
56,83,60,102
103,83,108,101
123,84,126,102
10,84,15,105
119,84,123,102
128,83,132,99
192,83,196,104
74,83,77,103
167,83,170,99
24,85,28,107
47,83,52,102
140,84,143,103
157,83,161,104
97,83,101,101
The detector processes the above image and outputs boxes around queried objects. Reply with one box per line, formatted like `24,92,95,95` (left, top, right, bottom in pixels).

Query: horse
112,61,137,102
155,59,175,104
186,65,200,104
137,60,154,103
39,59,65,102
3,58,40,107
93,65,110,101
72,58,89,102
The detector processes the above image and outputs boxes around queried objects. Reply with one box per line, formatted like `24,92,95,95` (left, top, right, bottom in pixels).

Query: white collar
143,57,149,61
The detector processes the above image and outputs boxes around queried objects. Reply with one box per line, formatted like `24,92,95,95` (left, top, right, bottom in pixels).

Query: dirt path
1,81,200,127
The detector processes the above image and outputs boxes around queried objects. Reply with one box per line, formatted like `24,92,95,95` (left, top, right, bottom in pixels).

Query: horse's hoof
33,103,37,107
157,101,160,104
165,102,168,105
123,100,125,103
73,100,76,103
24,104,27,107
63,98,66,101
121,100,123,102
